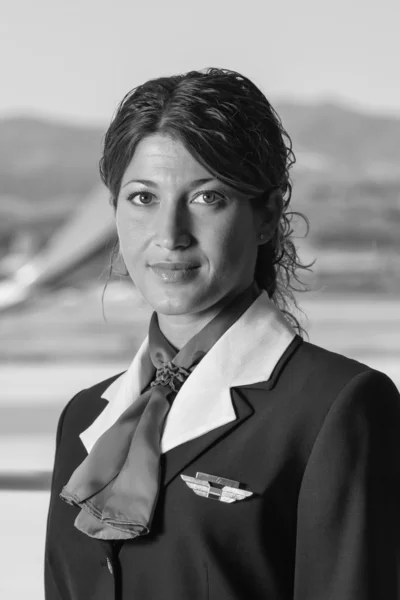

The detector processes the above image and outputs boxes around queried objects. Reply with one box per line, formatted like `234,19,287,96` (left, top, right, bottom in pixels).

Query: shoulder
286,337,378,390
272,337,399,449
298,353,400,483
56,370,126,443
290,337,399,399
297,339,398,396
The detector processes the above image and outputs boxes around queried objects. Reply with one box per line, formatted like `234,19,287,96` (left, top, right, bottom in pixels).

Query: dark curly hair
100,67,312,334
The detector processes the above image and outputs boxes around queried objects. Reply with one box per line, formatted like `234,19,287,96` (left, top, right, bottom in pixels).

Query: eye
126,191,156,206
192,190,225,205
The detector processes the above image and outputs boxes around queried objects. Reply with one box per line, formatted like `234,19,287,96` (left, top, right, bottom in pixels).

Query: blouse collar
80,290,297,454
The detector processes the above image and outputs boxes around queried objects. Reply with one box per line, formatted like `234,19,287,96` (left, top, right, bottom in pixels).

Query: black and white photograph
1,1,400,598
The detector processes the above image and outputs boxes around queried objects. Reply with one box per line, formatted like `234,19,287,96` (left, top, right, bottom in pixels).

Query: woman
45,68,400,599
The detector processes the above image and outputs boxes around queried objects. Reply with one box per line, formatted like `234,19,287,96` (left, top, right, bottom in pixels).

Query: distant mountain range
0,116,103,204
277,101,400,178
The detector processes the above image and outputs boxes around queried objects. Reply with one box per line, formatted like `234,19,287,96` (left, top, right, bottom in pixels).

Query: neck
157,314,218,351
157,285,255,350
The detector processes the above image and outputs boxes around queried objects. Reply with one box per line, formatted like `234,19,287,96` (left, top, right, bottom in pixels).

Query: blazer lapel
162,386,254,487
161,334,303,487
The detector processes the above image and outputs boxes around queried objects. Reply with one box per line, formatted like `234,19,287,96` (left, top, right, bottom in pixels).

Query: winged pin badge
181,472,253,503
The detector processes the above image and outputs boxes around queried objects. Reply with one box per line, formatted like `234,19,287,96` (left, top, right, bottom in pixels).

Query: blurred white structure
0,185,116,311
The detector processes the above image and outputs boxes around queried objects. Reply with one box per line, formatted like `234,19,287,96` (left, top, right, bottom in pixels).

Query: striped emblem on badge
181,472,253,503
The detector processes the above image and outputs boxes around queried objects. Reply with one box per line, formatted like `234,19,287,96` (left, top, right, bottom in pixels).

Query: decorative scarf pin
150,362,191,393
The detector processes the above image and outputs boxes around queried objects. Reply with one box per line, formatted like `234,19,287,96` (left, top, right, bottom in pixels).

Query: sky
1,0,399,125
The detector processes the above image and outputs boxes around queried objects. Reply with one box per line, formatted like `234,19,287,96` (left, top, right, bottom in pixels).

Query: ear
258,188,283,245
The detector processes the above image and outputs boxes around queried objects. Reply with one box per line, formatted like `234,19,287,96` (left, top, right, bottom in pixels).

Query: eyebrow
122,177,218,189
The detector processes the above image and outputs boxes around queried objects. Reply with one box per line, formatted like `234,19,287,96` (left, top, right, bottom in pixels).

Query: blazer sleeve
294,369,400,600
44,390,86,599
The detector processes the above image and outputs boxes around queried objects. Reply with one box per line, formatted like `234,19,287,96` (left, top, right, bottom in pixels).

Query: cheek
116,210,145,261
216,230,241,265
207,212,257,272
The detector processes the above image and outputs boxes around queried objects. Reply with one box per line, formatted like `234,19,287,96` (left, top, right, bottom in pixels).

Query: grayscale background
1,1,399,597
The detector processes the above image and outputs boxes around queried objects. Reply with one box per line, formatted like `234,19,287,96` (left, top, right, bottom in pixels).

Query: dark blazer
45,336,400,599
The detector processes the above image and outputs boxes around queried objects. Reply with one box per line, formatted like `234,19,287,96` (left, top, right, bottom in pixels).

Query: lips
149,261,200,283
149,261,199,270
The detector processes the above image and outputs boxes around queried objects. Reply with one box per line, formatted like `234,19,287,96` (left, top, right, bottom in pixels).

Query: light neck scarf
60,282,260,540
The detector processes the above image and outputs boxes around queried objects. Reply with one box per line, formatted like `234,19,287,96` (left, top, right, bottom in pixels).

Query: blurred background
1,0,399,597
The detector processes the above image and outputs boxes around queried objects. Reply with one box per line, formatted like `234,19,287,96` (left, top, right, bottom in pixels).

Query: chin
148,293,200,316
140,279,216,316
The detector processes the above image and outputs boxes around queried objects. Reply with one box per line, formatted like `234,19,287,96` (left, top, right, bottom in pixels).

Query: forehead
121,134,211,185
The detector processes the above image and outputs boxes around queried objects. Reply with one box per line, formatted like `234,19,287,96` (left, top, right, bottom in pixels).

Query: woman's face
116,133,265,317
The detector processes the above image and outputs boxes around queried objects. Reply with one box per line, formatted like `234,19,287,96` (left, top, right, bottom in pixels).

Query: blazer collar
80,291,296,454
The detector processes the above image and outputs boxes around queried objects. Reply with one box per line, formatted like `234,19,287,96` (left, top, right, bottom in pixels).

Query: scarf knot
150,361,191,393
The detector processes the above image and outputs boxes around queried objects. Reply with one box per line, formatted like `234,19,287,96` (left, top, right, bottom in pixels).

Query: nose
153,201,191,251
